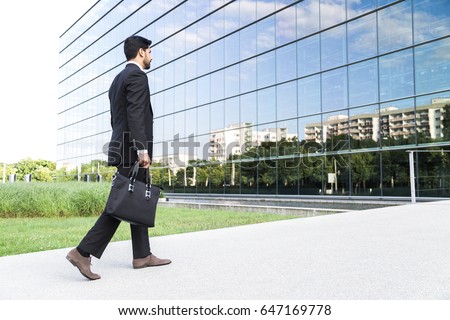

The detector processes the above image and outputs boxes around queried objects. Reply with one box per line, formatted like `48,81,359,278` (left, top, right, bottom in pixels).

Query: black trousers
77,166,151,259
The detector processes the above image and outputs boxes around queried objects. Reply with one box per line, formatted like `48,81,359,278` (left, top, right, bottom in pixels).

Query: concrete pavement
1,200,450,300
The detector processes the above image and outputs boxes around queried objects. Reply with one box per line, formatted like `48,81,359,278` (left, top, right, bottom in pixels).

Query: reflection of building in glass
209,123,297,161
152,153,195,169
305,99,449,143
58,0,450,198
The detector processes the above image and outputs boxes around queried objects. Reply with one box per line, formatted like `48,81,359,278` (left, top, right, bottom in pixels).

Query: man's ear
138,48,144,57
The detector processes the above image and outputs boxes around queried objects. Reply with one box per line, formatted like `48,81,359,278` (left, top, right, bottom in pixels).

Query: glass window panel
185,80,197,109
164,89,175,115
298,115,322,143
197,75,210,106
257,142,277,194
379,49,414,101
225,64,240,98
225,97,240,129
277,81,297,121
196,134,212,162
240,24,257,61
416,150,450,197
225,161,240,194
208,163,225,192
174,112,185,138
174,85,186,113
225,32,240,66
276,44,297,83
185,107,198,137
415,92,450,144
162,37,175,66
321,67,348,112
378,1,413,54
322,110,349,152
185,52,197,81
195,159,210,193
324,154,350,196
347,0,376,19
185,27,198,53
153,68,164,93
153,93,164,118
296,0,319,38
257,51,276,88
210,126,227,162
163,115,174,142
348,59,379,107
320,0,346,29
173,30,186,58
197,46,210,76
299,153,324,195
258,87,276,124
278,118,298,145
349,105,380,149
196,16,210,48
381,150,410,196
240,160,258,194
210,41,225,71
174,59,185,85
210,100,225,131
224,0,240,33
210,7,225,40
210,70,225,102
321,24,347,70
197,104,210,136
210,40,225,71
297,35,320,77
347,13,377,63
379,98,416,147
240,58,257,94
278,156,299,195
256,16,276,54
298,74,321,116
415,38,450,95
414,0,450,43
276,6,297,46
241,92,257,126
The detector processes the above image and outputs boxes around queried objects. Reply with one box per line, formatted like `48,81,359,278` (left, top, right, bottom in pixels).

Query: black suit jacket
107,63,153,167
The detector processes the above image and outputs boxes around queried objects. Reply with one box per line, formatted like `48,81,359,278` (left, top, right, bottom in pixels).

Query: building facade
58,0,450,198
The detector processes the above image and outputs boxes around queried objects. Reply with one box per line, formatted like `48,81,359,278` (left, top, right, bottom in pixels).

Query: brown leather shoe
66,248,101,280
133,254,172,269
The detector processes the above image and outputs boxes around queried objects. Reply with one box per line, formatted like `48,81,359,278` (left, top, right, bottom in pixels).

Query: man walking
66,35,171,280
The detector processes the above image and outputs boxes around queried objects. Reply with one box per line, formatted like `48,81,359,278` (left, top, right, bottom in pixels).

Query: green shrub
0,182,111,218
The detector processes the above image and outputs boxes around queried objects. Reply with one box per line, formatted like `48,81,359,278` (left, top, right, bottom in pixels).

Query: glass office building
58,0,450,198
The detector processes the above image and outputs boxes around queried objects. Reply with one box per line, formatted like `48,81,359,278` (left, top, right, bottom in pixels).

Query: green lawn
0,207,298,257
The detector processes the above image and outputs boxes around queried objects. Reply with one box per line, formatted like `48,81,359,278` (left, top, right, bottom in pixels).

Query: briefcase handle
127,161,153,200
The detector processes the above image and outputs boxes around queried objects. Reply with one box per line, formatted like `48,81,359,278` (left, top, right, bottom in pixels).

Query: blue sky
0,1,94,164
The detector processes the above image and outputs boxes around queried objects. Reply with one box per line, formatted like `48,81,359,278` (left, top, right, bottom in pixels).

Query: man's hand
138,152,151,168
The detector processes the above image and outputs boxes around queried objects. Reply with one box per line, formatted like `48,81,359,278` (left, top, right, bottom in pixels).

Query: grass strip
0,207,298,257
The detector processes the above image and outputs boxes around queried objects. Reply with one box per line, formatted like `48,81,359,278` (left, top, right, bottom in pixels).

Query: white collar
126,61,143,71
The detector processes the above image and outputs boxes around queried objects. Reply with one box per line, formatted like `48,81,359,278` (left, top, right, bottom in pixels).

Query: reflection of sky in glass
379,49,414,101
414,0,450,42
348,59,378,107
415,38,450,95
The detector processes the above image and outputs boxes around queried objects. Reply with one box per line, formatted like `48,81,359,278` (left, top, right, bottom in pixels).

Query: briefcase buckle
145,189,151,200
